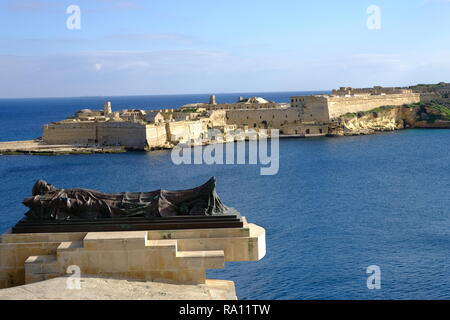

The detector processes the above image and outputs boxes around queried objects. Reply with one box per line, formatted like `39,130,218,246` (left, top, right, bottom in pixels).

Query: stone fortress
291,86,421,122
41,83,448,150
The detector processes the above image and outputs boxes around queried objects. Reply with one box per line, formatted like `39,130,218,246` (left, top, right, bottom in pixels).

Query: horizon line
0,89,332,101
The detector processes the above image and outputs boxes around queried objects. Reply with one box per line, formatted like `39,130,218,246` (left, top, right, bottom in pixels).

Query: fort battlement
291,90,421,121
331,86,412,96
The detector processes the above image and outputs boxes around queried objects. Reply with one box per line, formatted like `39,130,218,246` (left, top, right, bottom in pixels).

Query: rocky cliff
331,102,450,136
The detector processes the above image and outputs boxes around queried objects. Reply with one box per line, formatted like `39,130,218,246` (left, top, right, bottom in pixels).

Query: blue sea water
1,92,450,300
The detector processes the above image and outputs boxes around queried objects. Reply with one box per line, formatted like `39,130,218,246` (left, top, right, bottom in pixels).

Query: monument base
0,217,266,290
11,214,243,234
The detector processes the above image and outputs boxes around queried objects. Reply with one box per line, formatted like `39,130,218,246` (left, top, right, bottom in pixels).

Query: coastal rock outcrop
332,102,450,136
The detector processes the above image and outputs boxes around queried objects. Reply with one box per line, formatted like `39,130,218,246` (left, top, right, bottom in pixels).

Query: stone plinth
0,217,265,290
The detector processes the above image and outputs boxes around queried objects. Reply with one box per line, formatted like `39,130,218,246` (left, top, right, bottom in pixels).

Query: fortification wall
43,123,97,145
43,120,207,149
207,110,227,127
43,122,151,149
223,108,302,129
146,125,167,148
279,123,329,136
327,93,420,119
205,103,281,111
290,96,330,122
166,121,205,143
96,123,147,149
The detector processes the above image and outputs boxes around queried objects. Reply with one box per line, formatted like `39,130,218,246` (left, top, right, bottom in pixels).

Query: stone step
83,231,147,250
146,239,177,250
56,241,83,264
25,254,56,264
176,250,225,269
24,255,61,284
57,241,83,252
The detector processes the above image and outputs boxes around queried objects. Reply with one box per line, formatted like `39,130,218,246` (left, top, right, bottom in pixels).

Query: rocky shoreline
330,102,450,136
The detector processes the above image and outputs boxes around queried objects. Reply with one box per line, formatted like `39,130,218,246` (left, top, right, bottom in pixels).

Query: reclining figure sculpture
22,177,232,220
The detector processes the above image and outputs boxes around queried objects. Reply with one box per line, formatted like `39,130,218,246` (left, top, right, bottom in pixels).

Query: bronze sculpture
22,177,233,221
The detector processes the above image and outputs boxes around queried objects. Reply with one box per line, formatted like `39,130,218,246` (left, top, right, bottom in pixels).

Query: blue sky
0,0,449,98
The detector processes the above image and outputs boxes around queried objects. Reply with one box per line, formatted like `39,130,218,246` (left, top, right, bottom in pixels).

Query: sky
0,0,449,98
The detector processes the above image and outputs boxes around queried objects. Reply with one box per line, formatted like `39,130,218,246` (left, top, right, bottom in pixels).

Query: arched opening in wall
319,129,323,134
306,129,310,134
261,121,268,129
253,123,257,128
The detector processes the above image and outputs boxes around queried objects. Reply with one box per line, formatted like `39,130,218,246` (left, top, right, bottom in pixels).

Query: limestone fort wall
43,121,202,149
290,96,330,122
290,93,421,121
43,122,149,148
146,125,167,148
224,108,302,129
97,122,148,148
205,102,281,111
166,121,205,143
326,93,421,119
43,122,97,145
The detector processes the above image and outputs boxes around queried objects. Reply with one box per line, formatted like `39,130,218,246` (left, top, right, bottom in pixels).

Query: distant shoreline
2,126,449,156
0,90,331,101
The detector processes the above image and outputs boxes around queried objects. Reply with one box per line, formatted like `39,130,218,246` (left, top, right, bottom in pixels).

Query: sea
0,92,449,300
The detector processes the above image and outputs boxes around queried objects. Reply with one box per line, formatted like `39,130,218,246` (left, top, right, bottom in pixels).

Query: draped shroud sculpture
22,177,235,221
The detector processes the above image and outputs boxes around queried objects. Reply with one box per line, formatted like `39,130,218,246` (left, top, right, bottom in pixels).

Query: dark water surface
1,93,449,299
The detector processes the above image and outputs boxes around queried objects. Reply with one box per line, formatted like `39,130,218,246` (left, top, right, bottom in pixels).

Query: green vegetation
403,101,450,122
365,105,395,114
429,104,450,119
342,102,450,123
344,112,357,118
425,103,450,122
343,105,395,119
